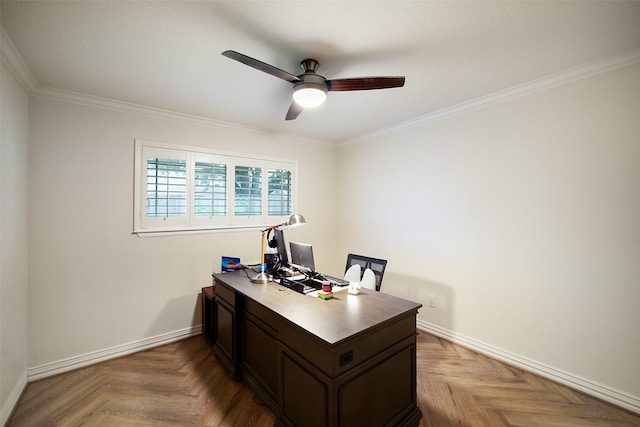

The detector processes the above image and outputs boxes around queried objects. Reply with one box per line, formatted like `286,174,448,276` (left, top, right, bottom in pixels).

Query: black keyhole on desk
339,350,354,366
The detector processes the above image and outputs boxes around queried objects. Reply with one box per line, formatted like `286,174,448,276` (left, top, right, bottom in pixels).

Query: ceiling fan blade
285,101,303,121
327,76,405,91
222,50,301,83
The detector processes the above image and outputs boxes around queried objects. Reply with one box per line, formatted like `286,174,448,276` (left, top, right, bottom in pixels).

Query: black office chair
344,254,388,291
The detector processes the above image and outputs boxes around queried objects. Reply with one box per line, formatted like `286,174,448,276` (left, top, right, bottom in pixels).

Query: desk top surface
213,270,422,346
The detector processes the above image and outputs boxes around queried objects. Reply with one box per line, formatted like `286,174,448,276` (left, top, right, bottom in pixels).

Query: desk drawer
245,298,279,333
215,280,235,307
281,313,417,378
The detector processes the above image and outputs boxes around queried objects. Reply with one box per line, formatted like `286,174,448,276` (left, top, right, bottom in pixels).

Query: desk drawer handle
339,350,354,366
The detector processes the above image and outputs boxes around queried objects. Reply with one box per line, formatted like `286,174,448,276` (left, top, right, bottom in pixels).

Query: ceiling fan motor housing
300,58,319,73
293,72,328,107
295,58,328,92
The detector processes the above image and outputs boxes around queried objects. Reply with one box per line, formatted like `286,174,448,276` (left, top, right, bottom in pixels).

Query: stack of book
317,290,334,300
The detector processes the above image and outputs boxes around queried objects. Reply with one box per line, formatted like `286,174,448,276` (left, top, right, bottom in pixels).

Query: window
134,140,296,234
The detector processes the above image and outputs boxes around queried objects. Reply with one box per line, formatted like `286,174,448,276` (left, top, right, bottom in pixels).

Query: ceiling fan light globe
293,86,327,108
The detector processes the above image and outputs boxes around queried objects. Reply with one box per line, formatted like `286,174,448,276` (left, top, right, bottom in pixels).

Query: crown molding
0,26,37,93
31,85,330,146
346,46,640,145
0,25,328,146
3,22,638,147
33,84,260,133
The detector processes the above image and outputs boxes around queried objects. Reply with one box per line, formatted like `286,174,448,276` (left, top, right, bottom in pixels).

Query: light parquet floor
7,332,640,426
416,333,640,427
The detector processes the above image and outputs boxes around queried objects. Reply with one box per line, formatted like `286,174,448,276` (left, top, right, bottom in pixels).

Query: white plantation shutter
146,157,187,218
134,140,296,234
194,161,227,217
234,165,262,217
267,168,291,216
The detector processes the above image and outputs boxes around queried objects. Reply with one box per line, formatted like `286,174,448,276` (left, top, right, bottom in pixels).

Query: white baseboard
27,325,202,382
417,320,640,415
0,370,27,427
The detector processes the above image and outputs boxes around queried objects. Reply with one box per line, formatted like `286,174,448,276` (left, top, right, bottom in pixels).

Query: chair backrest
344,254,388,291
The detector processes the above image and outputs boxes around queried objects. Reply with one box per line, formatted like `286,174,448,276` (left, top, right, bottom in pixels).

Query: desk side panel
212,280,240,379
339,337,419,427
242,309,280,407
214,297,237,377
281,348,329,427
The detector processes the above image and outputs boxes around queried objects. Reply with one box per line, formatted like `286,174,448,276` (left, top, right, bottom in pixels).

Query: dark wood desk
212,270,423,427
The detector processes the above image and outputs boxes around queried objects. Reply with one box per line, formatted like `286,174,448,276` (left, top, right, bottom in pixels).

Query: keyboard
316,274,349,286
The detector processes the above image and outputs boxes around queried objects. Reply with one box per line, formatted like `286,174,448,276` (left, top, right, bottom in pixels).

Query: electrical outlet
429,295,437,308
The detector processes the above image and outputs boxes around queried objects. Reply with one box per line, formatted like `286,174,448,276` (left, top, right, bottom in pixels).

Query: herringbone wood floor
7,332,640,426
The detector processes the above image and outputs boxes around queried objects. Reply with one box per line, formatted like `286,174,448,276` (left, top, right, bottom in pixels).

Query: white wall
338,63,640,402
27,97,340,368
0,61,29,422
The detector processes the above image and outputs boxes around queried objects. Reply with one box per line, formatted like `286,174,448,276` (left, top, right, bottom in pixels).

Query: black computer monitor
273,228,289,268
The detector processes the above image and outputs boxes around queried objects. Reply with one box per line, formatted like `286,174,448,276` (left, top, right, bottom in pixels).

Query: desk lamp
251,213,306,283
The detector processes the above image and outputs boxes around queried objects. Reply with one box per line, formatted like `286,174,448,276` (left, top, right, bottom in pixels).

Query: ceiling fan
221,50,405,121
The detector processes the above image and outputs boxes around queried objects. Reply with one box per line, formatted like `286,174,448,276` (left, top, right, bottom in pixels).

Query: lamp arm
261,222,286,233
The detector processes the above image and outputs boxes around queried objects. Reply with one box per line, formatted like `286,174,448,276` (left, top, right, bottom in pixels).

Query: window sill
133,225,263,237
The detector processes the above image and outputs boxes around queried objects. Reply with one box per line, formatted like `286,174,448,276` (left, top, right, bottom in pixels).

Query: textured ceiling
2,1,640,143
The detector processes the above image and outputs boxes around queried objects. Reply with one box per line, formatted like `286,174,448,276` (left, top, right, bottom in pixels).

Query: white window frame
134,140,297,235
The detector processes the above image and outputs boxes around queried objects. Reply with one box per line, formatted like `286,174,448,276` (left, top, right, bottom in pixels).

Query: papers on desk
274,276,349,297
